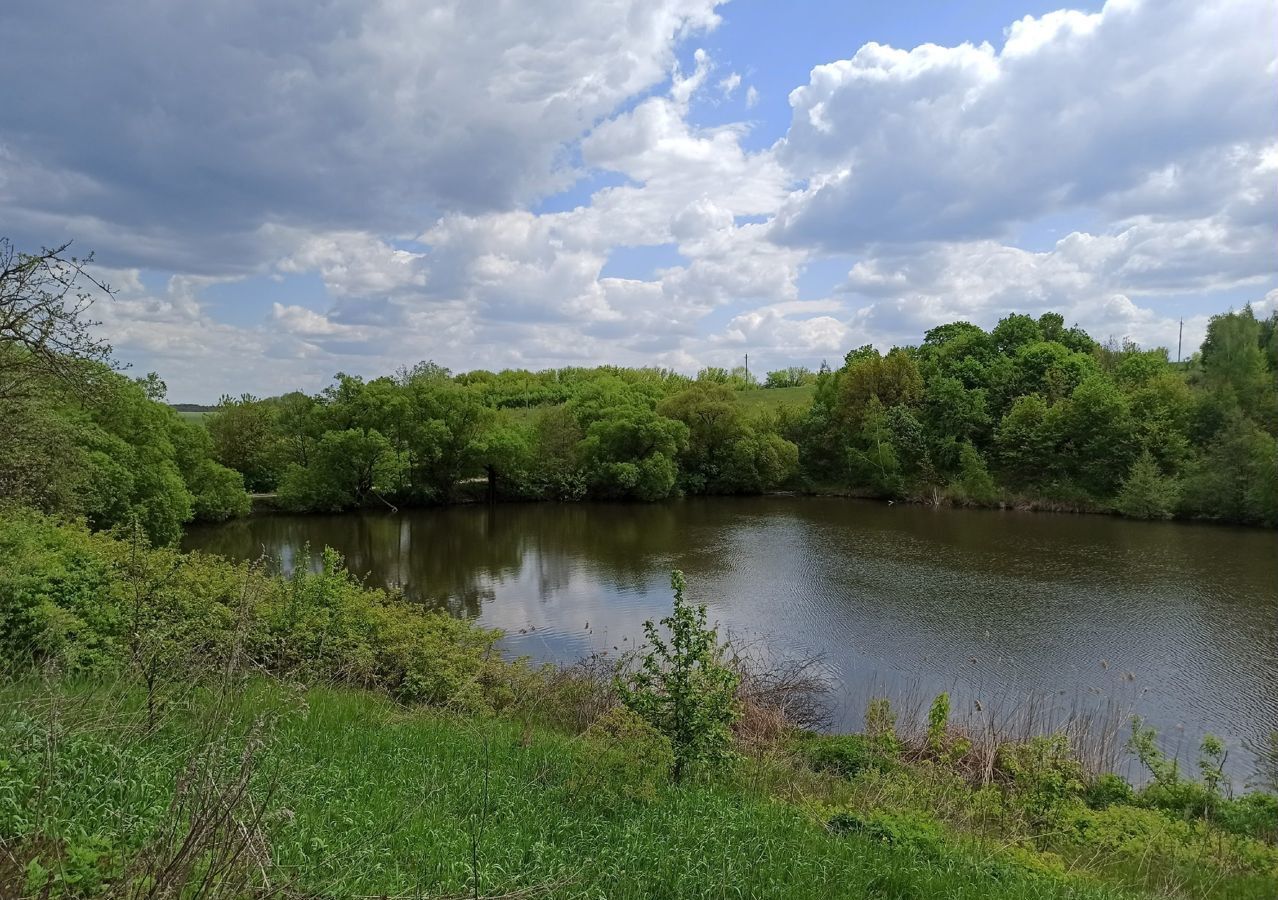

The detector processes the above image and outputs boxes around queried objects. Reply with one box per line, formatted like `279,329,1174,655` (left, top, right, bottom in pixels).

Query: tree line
797,309,1278,525
207,307,1278,526
2,238,1275,542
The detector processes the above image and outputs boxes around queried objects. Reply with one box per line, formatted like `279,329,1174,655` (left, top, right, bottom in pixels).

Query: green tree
278,428,398,512
950,442,999,505
995,394,1057,490
992,313,1043,354
206,394,282,492
1115,450,1178,519
618,570,740,780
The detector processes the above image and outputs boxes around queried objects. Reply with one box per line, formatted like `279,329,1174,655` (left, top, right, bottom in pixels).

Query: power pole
744,353,749,380
1177,318,1183,364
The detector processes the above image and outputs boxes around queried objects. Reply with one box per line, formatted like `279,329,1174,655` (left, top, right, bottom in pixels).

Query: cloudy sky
4,0,1275,401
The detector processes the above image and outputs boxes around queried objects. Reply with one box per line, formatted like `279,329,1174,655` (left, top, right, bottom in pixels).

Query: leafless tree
0,237,116,400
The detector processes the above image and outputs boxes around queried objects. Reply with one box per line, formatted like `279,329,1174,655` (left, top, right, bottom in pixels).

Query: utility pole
1177,318,1183,364
744,353,749,380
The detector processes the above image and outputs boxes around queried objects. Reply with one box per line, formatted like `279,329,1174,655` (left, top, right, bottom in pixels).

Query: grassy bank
4,679,1276,900
2,508,1275,898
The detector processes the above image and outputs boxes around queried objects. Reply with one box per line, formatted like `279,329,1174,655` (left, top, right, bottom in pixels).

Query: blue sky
2,0,1273,401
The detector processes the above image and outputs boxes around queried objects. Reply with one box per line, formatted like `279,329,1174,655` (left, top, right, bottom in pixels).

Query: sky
3,0,1275,402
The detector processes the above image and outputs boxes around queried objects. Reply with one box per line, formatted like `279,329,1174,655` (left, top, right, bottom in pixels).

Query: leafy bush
617,570,739,780
1115,450,1178,519
0,509,508,712
1085,773,1134,809
996,735,1087,822
798,733,896,779
577,705,675,802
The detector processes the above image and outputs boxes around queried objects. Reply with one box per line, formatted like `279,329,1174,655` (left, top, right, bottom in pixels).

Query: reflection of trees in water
185,501,690,620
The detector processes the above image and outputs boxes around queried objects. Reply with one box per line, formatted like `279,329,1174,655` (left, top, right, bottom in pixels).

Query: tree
1180,414,1278,526
950,442,999,505
1201,306,1276,431
530,405,585,499
206,395,283,492
995,394,1057,489
764,366,813,388
0,238,114,401
1115,451,1178,520
835,348,923,433
1057,375,1136,496
658,383,748,493
618,570,739,781
992,313,1043,354
277,428,397,512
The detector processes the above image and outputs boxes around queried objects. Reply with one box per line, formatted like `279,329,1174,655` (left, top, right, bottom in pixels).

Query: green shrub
1085,773,1134,809
798,733,895,779
0,509,508,713
864,697,903,756
996,735,1087,822
576,706,675,803
828,809,945,856
926,692,951,754
617,570,739,780
1114,450,1179,519
1218,792,1278,844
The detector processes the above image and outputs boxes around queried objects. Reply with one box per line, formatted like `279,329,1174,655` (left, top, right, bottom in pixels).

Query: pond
184,496,1278,780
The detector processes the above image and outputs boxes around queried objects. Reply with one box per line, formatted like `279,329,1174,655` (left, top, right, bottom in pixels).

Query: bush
1085,773,1134,809
798,733,895,779
996,735,1086,822
1115,450,1178,519
1218,793,1278,844
617,570,739,780
576,706,675,802
0,509,509,713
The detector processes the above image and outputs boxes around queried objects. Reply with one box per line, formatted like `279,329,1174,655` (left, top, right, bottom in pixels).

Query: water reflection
185,496,1278,777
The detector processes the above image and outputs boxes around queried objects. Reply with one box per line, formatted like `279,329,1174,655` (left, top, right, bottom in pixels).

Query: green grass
175,409,210,421
0,680,1170,900
496,385,815,427
736,384,816,415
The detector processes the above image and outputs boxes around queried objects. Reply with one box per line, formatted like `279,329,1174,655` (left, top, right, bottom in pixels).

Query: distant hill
170,403,217,413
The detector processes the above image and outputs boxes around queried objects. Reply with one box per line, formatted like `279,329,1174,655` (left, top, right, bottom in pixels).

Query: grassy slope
735,384,816,415
498,384,816,426
4,682,1146,900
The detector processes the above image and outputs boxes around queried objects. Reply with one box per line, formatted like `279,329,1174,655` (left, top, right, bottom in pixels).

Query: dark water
184,497,1278,778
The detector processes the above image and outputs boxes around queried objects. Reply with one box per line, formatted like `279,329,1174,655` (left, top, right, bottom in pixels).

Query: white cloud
0,0,726,269
773,0,1277,249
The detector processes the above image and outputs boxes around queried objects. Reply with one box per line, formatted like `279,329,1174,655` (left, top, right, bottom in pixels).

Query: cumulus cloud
0,0,724,269
773,0,1277,250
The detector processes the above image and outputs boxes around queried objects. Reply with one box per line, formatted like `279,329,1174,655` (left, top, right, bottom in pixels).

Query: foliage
4,237,1277,528
617,570,740,780
0,509,508,712
0,238,114,398
577,705,676,802
996,735,1087,822
1114,450,1178,519
785,307,1277,524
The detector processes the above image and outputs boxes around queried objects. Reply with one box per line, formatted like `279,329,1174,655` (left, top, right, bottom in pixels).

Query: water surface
185,497,1278,777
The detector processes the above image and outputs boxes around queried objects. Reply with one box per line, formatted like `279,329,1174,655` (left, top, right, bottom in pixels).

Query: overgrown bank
199,306,1278,527
2,510,1275,899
